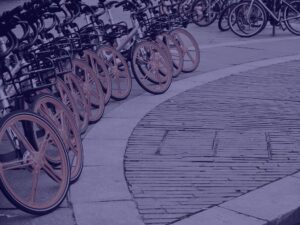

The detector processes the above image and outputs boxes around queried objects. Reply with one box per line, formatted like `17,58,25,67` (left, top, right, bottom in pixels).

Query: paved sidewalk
125,61,300,225
2,1,300,224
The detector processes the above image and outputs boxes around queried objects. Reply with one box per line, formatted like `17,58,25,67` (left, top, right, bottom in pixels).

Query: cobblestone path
125,61,300,225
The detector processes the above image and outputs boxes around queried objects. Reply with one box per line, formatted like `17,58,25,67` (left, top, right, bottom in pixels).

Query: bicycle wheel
72,59,105,123
32,94,83,183
97,45,132,100
55,77,80,131
229,1,267,38
170,28,200,73
192,0,218,27
131,40,173,95
156,32,184,78
284,1,300,35
218,3,237,32
63,72,89,134
83,50,112,105
137,39,172,83
0,110,70,215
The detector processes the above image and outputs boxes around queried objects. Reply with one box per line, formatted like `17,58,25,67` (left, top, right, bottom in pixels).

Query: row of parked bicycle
0,0,202,216
186,0,300,37
5,0,298,217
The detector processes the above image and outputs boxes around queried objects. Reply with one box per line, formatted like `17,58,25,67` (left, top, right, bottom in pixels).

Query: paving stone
216,130,269,159
221,176,300,221
172,206,266,225
70,165,131,203
0,208,75,225
82,139,126,166
159,130,215,156
85,118,139,140
73,201,144,225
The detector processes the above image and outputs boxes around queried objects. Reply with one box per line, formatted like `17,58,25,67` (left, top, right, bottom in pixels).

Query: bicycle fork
246,0,256,23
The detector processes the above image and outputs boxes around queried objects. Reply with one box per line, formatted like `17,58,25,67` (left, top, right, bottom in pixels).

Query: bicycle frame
0,39,23,150
247,0,300,23
205,0,226,12
104,7,143,52
0,39,19,114
0,37,37,114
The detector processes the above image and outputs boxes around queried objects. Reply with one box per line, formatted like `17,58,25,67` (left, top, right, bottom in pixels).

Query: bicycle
218,0,241,31
0,6,71,214
152,0,201,72
3,1,84,183
96,0,173,94
228,0,300,37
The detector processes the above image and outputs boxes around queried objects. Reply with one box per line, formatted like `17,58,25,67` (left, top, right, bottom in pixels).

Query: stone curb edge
171,173,300,225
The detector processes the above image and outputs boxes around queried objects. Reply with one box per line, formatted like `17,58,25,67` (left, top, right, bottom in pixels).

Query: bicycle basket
168,12,189,28
138,14,169,37
103,22,129,41
3,57,56,96
79,26,101,50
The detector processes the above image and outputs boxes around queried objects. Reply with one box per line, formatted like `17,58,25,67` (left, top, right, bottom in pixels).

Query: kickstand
272,0,276,36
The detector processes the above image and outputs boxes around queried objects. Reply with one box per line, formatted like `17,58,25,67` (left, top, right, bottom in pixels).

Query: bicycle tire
156,32,184,78
218,3,237,32
229,1,267,38
0,110,70,215
83,50,112,105
63,72,90,134
192,0,218,27
55,77,81,131
284,1,300,35
170,28,200,73
131,40,173,95
97,45,132,101
32,94,84,183
72,58,105,123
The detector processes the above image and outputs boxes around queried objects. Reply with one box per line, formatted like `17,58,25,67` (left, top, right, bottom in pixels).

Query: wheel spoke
2,160,33,171
67,78,75,94
29,169,40,204
115,71,122,94
186,50,196,64
142,70,152,81
37,131,51,155
10,125,36,154
90,89,100,101
40,103,54,119
42,159,62,183
111,51,118,66
136,53,150,65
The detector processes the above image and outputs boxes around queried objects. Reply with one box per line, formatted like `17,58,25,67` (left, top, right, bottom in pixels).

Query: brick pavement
125,61,300,225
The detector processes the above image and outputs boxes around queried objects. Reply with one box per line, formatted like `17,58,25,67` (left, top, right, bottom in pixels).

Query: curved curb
172,174,300,225
200,35,300,49
70,54,300,225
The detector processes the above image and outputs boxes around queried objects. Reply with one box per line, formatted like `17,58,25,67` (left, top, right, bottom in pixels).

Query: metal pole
272,0,276,36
